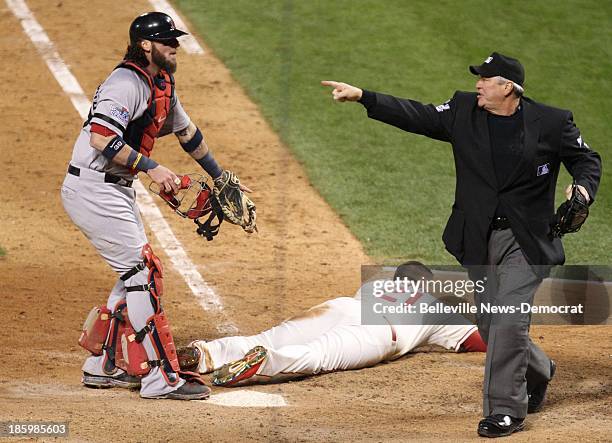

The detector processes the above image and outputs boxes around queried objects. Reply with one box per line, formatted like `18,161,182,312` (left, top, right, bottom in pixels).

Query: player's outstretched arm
90,131,179,193
321,80,363,102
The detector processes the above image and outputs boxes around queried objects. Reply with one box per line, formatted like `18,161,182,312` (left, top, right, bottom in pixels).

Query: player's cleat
82,371,141,389
477,414,524,438
142,380,211,400
212,346,267,386
528,359,556,413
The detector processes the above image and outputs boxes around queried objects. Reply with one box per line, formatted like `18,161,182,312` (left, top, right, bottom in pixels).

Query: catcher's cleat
212,346,267,386
141,380,211,401
82,371,141,389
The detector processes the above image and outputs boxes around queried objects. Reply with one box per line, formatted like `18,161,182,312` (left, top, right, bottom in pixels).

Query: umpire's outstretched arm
321,80,454,142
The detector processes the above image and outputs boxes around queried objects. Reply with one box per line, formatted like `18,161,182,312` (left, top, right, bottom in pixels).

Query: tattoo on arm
176,121,196,142
189,143,209,160
176,121,209,158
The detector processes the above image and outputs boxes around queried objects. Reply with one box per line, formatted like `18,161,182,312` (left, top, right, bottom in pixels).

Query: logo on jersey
577,135,590,150
537,163,550,176
108,137,126,152
110,105,130,126
435,100,451,113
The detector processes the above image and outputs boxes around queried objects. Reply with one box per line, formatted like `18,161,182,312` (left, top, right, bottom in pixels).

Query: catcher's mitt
551,185,589,238
213,170,257,233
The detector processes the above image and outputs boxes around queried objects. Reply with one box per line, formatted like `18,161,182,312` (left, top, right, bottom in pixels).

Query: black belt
491,216,511,230
68,165,133,188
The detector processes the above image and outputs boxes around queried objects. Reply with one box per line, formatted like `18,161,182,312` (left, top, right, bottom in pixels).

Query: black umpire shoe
528,359,556,413
478,414,525,438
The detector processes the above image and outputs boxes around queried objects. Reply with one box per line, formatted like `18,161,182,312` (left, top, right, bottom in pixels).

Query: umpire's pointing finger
321,80,362,102
321,80,340,88
322,80,345,102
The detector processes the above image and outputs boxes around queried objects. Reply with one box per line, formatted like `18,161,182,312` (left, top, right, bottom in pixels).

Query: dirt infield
0,1,610,441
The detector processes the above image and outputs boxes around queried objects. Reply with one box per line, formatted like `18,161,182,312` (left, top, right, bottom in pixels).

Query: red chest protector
118,61,175,160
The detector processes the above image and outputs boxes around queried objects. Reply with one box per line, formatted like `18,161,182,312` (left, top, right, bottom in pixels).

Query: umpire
322,52,601,437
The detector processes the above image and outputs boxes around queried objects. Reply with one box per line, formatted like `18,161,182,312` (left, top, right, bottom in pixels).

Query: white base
206,390,287,408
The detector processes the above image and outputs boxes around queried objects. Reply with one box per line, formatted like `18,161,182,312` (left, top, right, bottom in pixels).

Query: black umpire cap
129,12,188,42
469,52,525,86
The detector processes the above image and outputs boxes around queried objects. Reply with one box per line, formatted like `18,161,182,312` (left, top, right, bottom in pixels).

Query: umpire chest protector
118,61,174,158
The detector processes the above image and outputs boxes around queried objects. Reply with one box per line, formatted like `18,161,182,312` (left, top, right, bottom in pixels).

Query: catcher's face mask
150,174,224,241
151,174,212,219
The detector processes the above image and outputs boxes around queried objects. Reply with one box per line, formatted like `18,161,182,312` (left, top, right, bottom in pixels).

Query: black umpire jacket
359,90,601,266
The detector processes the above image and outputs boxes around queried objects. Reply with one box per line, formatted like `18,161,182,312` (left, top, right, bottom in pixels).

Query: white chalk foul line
5,0,90,119
7,0,236,333
148,0,205,55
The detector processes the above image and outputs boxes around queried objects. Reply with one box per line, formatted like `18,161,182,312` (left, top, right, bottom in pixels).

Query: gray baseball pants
474,228,554,419
61,168,184,397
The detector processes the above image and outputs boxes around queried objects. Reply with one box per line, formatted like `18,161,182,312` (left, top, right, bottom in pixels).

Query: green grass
0,246,6,258
176,0,611,265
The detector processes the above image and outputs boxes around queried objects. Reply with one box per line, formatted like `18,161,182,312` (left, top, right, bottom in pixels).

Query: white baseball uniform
192,286,479,383
62,65,190,397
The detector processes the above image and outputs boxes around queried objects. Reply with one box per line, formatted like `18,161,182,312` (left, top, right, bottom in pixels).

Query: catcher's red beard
151,45,177,74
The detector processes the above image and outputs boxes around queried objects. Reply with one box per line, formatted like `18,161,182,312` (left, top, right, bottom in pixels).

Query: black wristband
102,135,126,160
180,127,204,153
196,151,223,179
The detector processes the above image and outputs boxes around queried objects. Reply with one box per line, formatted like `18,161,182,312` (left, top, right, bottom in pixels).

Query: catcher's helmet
129,12,188,42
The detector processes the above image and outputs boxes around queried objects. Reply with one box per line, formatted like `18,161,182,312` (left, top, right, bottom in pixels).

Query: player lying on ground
177,262,486,386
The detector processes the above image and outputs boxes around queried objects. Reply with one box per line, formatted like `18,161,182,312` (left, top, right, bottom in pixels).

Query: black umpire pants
473,228,554,419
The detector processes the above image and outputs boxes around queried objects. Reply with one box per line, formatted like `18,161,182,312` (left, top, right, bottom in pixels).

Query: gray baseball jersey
70,67,191,179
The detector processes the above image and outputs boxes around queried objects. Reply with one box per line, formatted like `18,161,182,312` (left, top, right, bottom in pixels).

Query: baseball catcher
63,12,258,401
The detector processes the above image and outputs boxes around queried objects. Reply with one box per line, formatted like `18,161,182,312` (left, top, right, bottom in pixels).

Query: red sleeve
90,123,117,137
459,330,487,352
